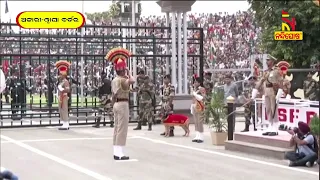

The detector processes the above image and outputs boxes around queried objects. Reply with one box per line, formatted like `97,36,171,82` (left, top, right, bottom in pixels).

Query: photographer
285,122,318,167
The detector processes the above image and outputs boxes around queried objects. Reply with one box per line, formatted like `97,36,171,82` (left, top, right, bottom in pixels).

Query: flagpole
80,0,85,107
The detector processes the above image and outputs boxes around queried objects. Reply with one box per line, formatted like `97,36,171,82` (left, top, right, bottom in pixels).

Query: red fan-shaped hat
105,47,132,71
276,61,290,75
55,60,70,75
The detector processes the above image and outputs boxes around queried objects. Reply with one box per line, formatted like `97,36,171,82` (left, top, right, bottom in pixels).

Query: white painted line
115,159,138,163
1,136,138,144
0,135,112,180
134,136,319,176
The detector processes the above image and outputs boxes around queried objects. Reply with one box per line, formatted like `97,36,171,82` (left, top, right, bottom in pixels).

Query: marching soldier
191,75,206,143
92,71,114,128
277,61,291,98
242,76,258,132
303,72,318,101
106,47,134,160
56,60,71,130
252,56,283,136
133,75,155,131
203,71,213,122
160,74,175,137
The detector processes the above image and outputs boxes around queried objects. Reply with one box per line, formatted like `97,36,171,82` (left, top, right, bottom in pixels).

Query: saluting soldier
276,61,291,98
56,60,71,130
92,71,114,128
160,74,175,137
303,72,318,101
242,76,258,132
203,71,213,122
106,47,134,161
252,56,284,136
134,75,155,131
191,75,206,143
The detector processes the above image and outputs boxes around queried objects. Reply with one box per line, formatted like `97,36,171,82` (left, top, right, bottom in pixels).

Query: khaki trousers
265,95,278,124
113,102,129,146
59,96,69,122
192,105,204,133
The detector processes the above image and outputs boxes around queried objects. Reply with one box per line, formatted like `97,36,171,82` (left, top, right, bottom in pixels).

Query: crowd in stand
0,11,261,95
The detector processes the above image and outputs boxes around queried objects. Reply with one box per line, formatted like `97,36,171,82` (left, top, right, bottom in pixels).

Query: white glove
251,89,258,99
276,89,284,100
285,94,291,99
58,85,64,92
193,91,203,101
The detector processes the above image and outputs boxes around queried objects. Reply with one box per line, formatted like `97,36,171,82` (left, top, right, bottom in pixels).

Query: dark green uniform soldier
303,72,318,101
160,74,175,137
242,76,258,132
133,76,155,131
203,71,213,122
135,70,148,126
93,72,114,128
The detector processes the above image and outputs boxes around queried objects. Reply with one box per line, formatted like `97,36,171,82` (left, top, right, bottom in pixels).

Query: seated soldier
285,122,318,167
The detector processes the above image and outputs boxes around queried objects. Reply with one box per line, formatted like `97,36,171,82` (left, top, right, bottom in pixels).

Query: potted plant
207,89,228,145
310,115,320,156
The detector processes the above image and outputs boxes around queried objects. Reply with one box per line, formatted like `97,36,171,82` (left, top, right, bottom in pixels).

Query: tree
248,0,320,68
85,2,120,22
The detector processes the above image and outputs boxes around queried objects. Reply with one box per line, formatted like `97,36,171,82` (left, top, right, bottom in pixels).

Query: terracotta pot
210,131,228,146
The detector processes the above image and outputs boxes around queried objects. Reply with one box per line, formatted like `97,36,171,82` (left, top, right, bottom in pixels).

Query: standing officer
133,75,155,131
191,75,206,143
277,61,291,98
303,72,318,101
135,69,147,126
44,77,54,112
203,71,213,122
56,60,71,130
242,76,258,132
92,72,114,128
160,74,175,137
106,47,134,160
252,56,283,136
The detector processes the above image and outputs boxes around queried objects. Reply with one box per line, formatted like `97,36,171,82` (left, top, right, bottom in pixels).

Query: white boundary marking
134,136,319,176
1,137,138,144
0,135,113,180
115,159,138,163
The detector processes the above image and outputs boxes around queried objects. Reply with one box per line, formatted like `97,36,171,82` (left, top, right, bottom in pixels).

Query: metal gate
0,22,203,128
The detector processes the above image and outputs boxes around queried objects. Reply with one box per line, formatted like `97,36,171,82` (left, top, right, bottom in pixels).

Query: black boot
241,124,249,132
133,122,142,130
253,121,257,131
169,127,174,137
148,123,152,131
110,121,114,128
92,118,101,128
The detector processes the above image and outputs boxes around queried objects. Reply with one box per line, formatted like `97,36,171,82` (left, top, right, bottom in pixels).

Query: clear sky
0,1,250,21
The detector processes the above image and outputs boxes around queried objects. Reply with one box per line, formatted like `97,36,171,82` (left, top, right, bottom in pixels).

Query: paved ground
0,123,318,180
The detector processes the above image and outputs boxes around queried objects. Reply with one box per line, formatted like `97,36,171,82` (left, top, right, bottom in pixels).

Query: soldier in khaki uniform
160,74,175,137
134,75,155,131
252,56,284,136
105,47,135,161
191,76,206,143
55,60,71,131
277,61,291,98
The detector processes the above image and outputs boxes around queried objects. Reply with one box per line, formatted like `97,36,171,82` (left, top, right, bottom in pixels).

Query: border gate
0,23,203,128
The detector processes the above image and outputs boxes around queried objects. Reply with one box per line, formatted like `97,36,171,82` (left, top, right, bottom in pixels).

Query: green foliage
85,3,120,22
248,0,320,68
310,115,320,135
206,89,227,133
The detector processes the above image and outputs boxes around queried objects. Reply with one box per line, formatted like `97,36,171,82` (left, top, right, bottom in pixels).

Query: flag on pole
5,0,9,14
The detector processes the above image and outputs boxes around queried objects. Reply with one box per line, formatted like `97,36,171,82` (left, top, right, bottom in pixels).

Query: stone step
225,140,293,159
234,132,291,149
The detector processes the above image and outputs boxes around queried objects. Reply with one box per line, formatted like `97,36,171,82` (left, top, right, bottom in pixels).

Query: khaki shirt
112,76,130,100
